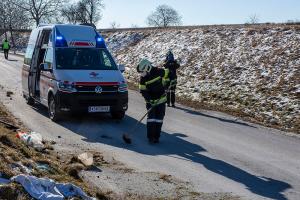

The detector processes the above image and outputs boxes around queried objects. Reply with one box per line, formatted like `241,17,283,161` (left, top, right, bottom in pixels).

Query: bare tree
0,1,8,38
61,4,79,24
131,24,139,28
61,0,104,27
82,0,104,25
16,0,64,27
146,4,182,28
110,21,120,29
247,14,260,24
0,0,29,51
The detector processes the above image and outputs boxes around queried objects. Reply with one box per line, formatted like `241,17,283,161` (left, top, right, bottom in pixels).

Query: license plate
88,106,110,113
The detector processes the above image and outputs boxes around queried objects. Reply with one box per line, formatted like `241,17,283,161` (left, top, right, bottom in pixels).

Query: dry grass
0,103,105,199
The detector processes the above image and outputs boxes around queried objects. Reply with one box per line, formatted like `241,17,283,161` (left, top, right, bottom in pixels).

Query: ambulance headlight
57,81,77,93
118,83,128,92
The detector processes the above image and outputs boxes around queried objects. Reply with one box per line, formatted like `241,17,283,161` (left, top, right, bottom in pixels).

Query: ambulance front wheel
26,95,35,105
48,95,62,122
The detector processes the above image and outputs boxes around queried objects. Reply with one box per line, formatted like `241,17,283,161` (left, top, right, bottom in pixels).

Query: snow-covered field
103,25,300,133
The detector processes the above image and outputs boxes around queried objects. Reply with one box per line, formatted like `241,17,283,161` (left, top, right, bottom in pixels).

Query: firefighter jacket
2,41,10,50
164,60,180,86
139,67,170,105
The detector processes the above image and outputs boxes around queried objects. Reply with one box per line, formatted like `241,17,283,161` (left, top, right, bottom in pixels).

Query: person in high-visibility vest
164,50,180,107
137,59,170,144
2,39,10,59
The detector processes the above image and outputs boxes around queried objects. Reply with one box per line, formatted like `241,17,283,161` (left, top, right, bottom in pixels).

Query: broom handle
128,106,155,134
128,86,172,135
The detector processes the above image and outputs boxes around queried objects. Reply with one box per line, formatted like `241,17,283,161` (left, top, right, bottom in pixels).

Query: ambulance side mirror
40,63,52,72
118,64,125,73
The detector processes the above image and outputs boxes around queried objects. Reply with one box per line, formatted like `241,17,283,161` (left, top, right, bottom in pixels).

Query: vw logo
95,86,102,94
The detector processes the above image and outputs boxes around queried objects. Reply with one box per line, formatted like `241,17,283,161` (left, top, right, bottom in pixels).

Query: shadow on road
27,102,290,200
7,59,18,62
55,113,291,200
174,106,256,128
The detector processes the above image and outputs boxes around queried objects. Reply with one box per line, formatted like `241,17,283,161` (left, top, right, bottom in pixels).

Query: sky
99,0,300,28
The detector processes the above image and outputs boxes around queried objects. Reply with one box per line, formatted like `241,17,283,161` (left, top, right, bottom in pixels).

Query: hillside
1,24,299,133
102,25,300,133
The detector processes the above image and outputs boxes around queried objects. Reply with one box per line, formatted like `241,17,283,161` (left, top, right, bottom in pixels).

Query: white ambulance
22,24,128,121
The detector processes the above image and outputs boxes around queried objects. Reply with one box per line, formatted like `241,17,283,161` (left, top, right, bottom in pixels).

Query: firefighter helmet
137,59,153,73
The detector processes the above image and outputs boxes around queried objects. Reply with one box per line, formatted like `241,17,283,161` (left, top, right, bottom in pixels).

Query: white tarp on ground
0,174,95,200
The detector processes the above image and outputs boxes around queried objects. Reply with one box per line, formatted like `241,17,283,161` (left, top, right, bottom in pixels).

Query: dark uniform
164,59,180,106
2,40,10,60
139,67,170,143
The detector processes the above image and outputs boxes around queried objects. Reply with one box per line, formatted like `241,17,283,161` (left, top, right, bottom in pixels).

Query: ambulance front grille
75,85,118,93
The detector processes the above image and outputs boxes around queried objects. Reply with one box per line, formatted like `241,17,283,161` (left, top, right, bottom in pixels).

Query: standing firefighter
2,39,10,60
137,59,170,143
164,50,180,107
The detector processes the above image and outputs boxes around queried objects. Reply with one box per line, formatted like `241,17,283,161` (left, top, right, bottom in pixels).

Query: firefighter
137,59,170,144
164,50,180,107
2,39,10,60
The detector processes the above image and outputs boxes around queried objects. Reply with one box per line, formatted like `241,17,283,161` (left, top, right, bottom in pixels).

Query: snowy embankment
103,25,300,133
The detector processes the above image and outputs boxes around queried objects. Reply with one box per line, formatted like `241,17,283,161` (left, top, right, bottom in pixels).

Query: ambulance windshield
55,48,118,70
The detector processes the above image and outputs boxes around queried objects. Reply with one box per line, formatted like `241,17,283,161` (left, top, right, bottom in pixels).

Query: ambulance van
22,24,128,121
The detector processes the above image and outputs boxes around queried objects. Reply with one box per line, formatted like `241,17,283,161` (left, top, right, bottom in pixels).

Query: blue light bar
55,29,68,47
95,31,106,48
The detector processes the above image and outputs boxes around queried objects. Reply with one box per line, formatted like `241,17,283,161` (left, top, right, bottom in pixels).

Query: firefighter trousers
4,50,9,59
146,103,166,140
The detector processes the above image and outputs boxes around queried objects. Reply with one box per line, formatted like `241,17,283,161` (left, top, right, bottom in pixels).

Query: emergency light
55,29,68,47
95,31,106,48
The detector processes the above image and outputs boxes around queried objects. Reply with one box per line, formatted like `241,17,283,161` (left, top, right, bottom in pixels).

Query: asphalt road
0,54,300,200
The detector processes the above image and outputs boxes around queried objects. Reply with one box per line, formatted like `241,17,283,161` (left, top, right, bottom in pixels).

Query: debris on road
78,152,94,167
36,162,51,172
6,91,13,97
159,174,173,183
11,162,33,174
1,174,96,200
16,131,44,151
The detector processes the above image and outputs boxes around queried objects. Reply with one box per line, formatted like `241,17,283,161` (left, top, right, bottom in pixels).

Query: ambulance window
102,51,113,68
44,48,53,69
24,44,34,65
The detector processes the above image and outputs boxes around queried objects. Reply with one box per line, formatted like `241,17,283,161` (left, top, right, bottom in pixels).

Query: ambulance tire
48,95,62,122
26,95,35,105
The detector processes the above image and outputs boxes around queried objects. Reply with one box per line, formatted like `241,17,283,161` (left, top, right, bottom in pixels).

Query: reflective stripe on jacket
162,68,170,87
